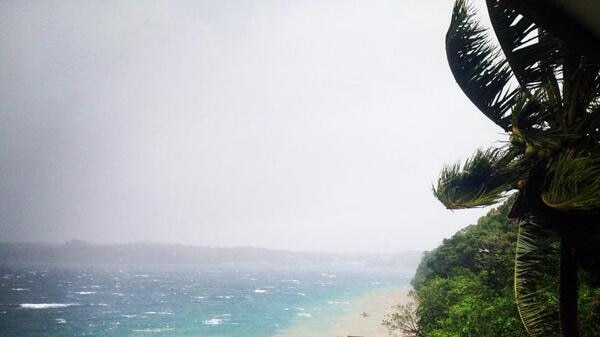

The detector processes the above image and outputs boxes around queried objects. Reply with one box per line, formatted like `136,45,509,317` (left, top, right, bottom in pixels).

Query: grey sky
0,0,504,253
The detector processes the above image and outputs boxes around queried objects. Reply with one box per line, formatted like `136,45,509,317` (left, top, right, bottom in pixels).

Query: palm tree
433,1,600,337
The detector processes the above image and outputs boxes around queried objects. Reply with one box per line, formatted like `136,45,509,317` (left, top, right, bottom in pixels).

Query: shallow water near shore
0,263,410,337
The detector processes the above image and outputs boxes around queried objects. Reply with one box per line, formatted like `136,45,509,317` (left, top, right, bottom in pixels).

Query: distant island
0,240,422,272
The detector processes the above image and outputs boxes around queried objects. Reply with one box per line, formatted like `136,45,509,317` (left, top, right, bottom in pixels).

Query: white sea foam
254,289,267,293
11,288,29,291
74,291,96,295
297,292,306,296
297,313,312,317
121,314,137,318
327,301,350,305
203,318,223,326
20,303,79,309
132,328,174,333
56,318,67,324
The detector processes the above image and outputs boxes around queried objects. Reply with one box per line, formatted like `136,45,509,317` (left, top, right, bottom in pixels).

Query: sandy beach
274,287,411,337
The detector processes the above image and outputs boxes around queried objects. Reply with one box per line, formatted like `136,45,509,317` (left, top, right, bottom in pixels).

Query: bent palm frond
542,151,600,211
446,0,517,131
514,216,559,337
485,0,562,89
433,148,521,209
510,91,575,152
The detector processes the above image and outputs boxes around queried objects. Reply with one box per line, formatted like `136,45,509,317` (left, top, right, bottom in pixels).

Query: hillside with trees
389,200,600,337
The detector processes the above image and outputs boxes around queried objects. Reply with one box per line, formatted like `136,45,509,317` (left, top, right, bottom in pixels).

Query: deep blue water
0,263,410,337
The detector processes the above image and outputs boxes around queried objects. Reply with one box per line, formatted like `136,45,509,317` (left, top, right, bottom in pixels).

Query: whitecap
203,318,223,326
11,288,29,291
254,289,267,294
56,318,67,324
297,313,312,317
74,291,96,295
328,301,350,305
121,314,137,318
20,303,79,309
297,292,306,296
132,328,174,333
146,311,173,315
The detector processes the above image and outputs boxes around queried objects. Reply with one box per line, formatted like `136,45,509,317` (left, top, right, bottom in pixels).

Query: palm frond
485,0,563,89
542,151,600,211
564,59,600,130
510,90,575,152
433,148,521,209
446,0,517,131
514,216,559,337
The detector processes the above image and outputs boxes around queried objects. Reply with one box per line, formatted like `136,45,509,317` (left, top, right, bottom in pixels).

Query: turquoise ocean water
0,263,410,337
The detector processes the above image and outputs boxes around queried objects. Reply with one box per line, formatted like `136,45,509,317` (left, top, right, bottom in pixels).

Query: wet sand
274,287,411,337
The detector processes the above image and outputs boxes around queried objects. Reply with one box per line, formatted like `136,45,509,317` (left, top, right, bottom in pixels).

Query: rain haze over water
0,1,501,252
0,1,507,337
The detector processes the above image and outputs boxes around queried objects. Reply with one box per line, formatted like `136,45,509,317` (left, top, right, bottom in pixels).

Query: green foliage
437,0,600,212
543,151,600,211
446,0,516,131
433,149,520,210
435,0,600,335
413,200,516,290
578,284,600,337
410,200,600,337
514,217,560,337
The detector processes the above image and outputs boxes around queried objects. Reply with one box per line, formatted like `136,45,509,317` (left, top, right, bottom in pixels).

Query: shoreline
274,287,411,337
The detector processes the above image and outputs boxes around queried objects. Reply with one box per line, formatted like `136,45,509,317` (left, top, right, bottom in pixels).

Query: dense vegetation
401,200,600,337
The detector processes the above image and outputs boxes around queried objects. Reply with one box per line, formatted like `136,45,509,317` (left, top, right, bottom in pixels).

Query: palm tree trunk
559,239,579,337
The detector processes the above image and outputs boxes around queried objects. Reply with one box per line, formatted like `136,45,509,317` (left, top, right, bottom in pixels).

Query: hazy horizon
0,239,423,255
1,0,505,253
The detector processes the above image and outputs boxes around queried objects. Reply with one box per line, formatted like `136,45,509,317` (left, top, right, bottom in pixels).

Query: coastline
274,287,411,337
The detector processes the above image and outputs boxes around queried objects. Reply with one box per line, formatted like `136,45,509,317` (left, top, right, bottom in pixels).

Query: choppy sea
0,263,410,337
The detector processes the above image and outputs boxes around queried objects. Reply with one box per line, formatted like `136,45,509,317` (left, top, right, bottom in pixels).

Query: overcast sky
0,0,505,253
